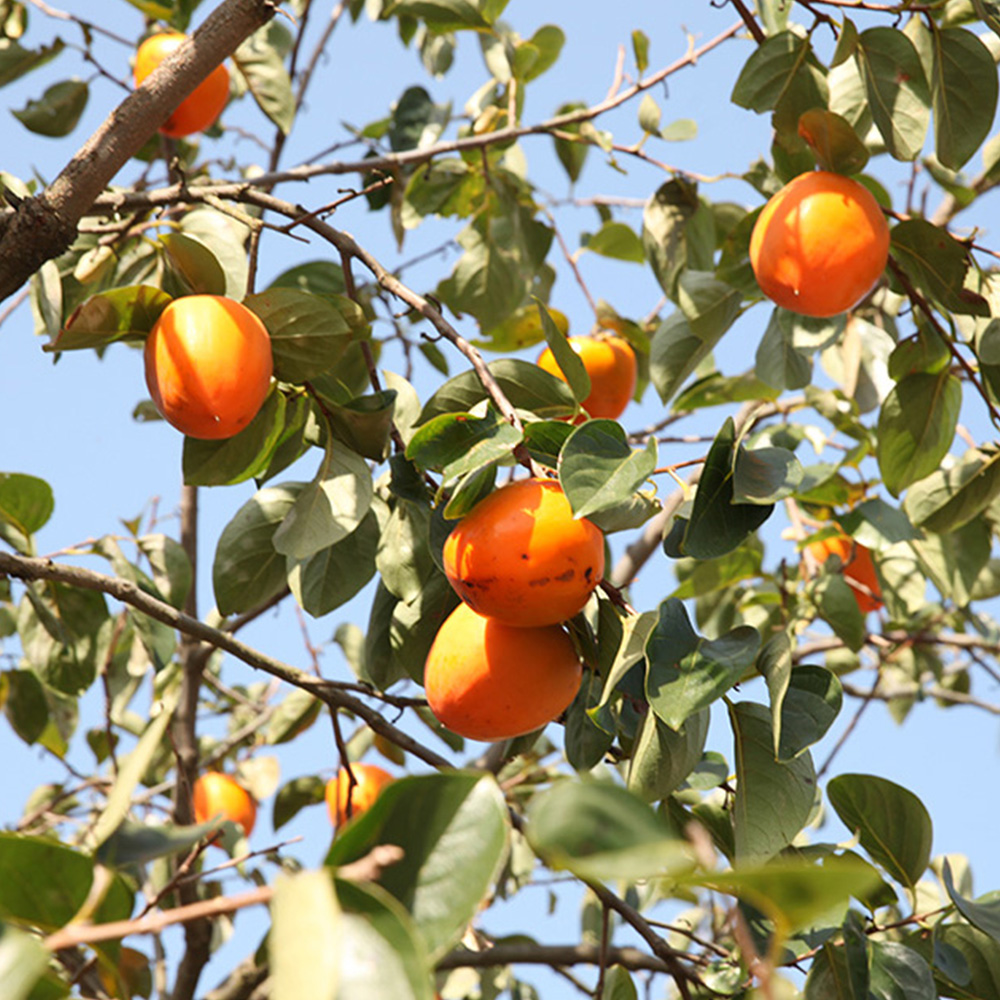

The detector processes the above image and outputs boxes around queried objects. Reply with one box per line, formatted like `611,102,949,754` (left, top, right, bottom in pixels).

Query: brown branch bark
436,942,677,974
0,0,278,304
42,846,404,952
0,550,451,770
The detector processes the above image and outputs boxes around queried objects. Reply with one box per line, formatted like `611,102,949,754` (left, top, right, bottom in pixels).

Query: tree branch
0,550,451,770
0,0,278,304
436,942,677,974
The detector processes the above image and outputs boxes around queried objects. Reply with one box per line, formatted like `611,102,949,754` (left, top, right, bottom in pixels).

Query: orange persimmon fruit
192,772,257,838
749,170,890,318
325,763,394,827
442,477,605,628
424,602,583,741
144,295,273,440
537,334,637,420
805,531,883,614
134,32,231,138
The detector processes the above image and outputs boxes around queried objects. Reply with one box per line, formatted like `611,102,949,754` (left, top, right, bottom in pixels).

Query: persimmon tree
4,1,1000,998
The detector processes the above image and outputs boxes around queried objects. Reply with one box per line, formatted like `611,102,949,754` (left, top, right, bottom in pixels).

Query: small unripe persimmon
144,295,273,440
325,763,394,827
134,32,230,138
805,531,883,614
424,602,582,741
443,478,605,628
537,334,636,420
750,170,890,318
192,772,256,838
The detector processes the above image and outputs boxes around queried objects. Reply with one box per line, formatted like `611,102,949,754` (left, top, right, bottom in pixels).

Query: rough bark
0,0,277,304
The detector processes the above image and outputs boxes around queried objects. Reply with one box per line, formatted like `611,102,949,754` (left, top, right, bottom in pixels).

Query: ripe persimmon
134,32,230,138
443,478,605,627
537,334,637,420
424,602,582,741
192,772,256,838
805,531,883,614
144,295,273,439
749,170,890,318
325,763,394,827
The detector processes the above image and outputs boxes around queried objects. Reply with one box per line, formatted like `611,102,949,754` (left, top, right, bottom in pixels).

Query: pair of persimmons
191,764,395,840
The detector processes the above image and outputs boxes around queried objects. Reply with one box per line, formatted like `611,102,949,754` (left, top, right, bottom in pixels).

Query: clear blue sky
2,2,1000,996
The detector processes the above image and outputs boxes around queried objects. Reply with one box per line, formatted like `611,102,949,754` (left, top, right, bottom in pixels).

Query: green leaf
733,446,803,504
137,534,192,610
913,517,990,607
213,482,301,616
407,407,521,480
158,232,227,297
0,38,64,89
648,310,717,405
87,693,177,853
437,209,553,331
730,701,816,864
816,573,868,651
682,417,774,559
778,665,843,761
522,420,574,471
558,420,657,520
333,880,434,1000
796,108,869,174
525,779,691,881
943,858,1000,944
183,388,287,487
700,856,881,934
418,358,575,423
273,445,373,561
904,446,1000,534
932,924,1000,998
805,918,870,1000
178,206,250,299
632,29,649,74
637,93,661,134
646,604,759,731
12,78,87,137
266,688,321,746
755,307,813,391
627,707,709,802
930,28,998,170
1,669,47,745
388,86,449,152
661,118,697,141
273,776,326,831
323,390,398,463
246,288,360,384
676,270,741,342
520,24,564,82
837,498,921,549
974,0,1000,41
891,218,988,316
642,177,712,300
877,371,960,497
827,773,932,890
856,27,930,161
0,473,53,555
269,260,345,297
96,818,217,867
552,101,588,183
234,26,295,134
0,921,50,1000
49,285,171,352
0,832,134,932
271,871,340,1000
731,31,824,113
289,510,379,618
384,0,491,31
326,772,509,959
869,941,936,1000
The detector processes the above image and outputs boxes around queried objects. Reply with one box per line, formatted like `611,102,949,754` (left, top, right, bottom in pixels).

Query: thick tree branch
0,0,278,304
